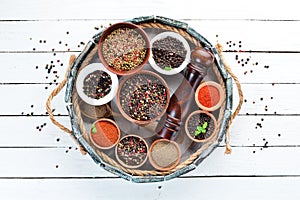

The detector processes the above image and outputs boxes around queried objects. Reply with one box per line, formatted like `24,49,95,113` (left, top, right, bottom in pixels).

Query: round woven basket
47,16,243,183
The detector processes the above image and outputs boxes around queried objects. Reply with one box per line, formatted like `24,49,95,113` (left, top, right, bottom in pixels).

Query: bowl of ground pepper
76,63,119,106
116,70,170,125
98,22,150,76
149,139,181,171
149,31,190,75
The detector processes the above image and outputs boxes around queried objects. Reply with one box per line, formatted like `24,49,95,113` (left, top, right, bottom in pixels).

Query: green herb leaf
194,130,201,136
91,124,97,134
197,126,202,132
195,126,203,136
164,66,172,71
202,122,208,129
194,122,208,137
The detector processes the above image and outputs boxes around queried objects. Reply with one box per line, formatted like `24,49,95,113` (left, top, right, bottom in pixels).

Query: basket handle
45,55,87,155
216,43,244,154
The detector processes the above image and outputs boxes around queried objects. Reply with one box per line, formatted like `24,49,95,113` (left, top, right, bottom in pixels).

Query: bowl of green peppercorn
98,22,151,76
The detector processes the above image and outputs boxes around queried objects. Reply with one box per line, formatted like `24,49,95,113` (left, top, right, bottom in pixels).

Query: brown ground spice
151,140,179,168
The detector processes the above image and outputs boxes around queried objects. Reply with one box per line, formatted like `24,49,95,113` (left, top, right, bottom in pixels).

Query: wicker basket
47,16,243,183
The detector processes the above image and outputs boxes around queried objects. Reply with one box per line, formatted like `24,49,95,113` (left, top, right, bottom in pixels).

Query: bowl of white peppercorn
149,31,190,75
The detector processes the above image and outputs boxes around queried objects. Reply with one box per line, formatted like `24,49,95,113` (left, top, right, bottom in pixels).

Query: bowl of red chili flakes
98,22,150,76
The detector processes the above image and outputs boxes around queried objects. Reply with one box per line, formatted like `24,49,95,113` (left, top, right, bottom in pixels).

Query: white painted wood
235,83,299,115
221,52,300,84
0,146,298,177
1,20,300,52
0,0,299,20
0,177,300,200
0,116,73,146
0,53,77,83
0,0,300,197
0,84,67,115
0,20,111,52
229,115,300,146
0,52,298,84
0,147,111,177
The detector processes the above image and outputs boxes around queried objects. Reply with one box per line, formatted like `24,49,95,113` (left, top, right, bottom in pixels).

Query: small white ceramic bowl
76,63,118,106
149,31,190,75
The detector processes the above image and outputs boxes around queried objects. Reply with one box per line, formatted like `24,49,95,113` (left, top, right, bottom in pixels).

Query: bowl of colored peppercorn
195,81,225,112
115,135,148,169
76,63,119,106
116,70,170,125
149,31,190,75
185,110,217,143
98,22,150,76
89,118,121,150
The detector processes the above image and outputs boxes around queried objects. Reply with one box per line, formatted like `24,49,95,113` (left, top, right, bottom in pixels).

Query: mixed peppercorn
102,27,147,72
83,70,112,99
119,73,168,121
116,135,147,167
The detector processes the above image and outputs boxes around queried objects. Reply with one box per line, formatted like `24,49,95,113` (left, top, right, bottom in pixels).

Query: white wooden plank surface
0,177,300,200
0,146,299,177
0,52,298,84
1,20,300,52
1,0,300,198
0,117,72,146
1,177,300,200
0,0,299,20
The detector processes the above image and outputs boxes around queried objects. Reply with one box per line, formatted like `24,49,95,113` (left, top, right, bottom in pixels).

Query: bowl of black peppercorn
149,31,190,75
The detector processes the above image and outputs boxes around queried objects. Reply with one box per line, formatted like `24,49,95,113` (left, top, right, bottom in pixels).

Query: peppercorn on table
1,0,300,199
